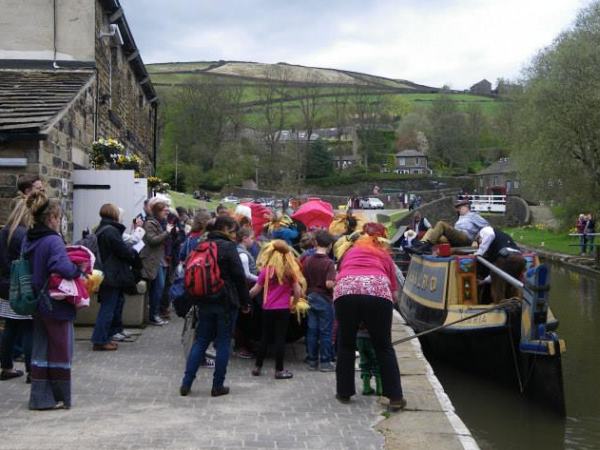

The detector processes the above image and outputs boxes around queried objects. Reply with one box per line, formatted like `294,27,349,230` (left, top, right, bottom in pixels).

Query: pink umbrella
292,199,334,229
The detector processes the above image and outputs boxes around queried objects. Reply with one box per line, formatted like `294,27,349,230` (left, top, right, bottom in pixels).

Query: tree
306,139,333,179
508,1,600,211
427,95,473,171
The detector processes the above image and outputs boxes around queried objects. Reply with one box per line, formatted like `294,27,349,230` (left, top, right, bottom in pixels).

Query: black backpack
75,226,111,270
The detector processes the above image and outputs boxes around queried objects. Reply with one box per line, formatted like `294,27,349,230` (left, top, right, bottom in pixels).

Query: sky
120,0,594,89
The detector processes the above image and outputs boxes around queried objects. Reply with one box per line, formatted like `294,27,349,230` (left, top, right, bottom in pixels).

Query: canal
427,262,600,450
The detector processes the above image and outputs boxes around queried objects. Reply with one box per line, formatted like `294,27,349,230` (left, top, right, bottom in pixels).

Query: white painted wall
0,0,95,61
72,170,148,241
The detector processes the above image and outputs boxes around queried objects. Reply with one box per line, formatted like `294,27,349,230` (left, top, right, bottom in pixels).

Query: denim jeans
149,266,166,320
91,285,124,345
111,293,125,335
580,235,588,254
182,303,238,389
306,292,334,363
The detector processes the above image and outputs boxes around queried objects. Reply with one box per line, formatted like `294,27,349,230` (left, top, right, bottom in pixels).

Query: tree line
156,67,507,192
501,1,600,224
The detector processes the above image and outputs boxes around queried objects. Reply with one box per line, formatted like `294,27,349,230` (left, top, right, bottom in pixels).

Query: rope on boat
392,298,521,347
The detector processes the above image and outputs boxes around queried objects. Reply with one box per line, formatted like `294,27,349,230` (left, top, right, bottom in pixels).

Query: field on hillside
149,61,500,124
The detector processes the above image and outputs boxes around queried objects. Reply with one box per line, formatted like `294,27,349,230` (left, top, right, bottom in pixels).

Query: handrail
476,256,524,290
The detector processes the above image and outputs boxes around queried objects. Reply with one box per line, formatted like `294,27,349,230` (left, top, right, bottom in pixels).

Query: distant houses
394,149,432,175
476,157,520,194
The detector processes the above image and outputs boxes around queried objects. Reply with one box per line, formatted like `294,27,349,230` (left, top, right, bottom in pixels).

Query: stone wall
395,195,531,230
306,176,475,197
94,2,156,173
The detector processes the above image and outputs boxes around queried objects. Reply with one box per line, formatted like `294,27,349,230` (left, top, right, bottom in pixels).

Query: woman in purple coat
25,192,79,410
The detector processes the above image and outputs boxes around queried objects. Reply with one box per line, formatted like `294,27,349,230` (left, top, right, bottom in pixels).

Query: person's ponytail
27,191,60,226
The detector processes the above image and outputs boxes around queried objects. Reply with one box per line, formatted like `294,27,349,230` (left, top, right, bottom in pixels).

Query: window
514,180,520,189
398,157,406,166
493,176,499,186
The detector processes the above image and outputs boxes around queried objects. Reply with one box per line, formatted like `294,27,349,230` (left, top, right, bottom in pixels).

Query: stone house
476,157,520,194
0,0,158,237
470,79,492,96
394,149,432,175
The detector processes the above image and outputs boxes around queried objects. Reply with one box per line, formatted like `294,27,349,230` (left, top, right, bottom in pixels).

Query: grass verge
504,226,580,255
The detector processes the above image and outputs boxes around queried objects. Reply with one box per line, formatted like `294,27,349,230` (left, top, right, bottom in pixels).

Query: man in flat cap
409,198,489,254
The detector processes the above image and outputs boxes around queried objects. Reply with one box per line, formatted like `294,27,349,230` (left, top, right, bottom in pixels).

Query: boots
375,374,383,396
361,374,374,395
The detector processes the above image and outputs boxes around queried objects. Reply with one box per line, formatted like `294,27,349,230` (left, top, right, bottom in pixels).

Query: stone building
394,149,432,175
476,157,520,195
0,0,158,236
469,79,492,96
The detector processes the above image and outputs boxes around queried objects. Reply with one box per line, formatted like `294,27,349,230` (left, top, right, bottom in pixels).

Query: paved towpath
0,318,385,449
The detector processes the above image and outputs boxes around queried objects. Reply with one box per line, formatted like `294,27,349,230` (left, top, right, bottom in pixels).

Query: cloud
121,0,593,88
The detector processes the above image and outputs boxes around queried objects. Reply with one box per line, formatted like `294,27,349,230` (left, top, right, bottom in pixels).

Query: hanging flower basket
147,176,162,189
115,154,142,172
90,138,125,169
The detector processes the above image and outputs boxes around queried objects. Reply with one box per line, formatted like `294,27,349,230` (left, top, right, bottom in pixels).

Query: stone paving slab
0,313,477,450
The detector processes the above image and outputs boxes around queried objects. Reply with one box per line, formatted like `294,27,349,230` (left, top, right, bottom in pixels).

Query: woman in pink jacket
333,223,406,411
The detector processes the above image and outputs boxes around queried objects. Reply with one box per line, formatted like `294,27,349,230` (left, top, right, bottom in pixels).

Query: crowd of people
0,179,407,412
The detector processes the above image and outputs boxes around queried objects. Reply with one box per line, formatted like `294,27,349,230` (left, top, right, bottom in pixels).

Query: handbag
8,247,37,316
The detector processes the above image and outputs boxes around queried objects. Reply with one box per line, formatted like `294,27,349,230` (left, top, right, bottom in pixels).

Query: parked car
222,196,240,204
359,197,385,209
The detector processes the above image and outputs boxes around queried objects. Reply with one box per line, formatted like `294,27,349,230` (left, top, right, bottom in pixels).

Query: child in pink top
249,240,304,379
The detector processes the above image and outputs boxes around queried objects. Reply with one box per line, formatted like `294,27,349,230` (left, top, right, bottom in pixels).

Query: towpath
0,314,476,449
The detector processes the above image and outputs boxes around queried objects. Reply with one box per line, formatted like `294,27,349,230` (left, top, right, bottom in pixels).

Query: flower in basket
90,138,126,168
147,176,162,188
115,154,142,171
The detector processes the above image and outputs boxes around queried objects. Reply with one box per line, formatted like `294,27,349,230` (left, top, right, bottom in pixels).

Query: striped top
0,298,31,320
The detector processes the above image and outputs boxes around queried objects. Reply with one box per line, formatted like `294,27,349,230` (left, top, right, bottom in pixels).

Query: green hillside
147,61,499,120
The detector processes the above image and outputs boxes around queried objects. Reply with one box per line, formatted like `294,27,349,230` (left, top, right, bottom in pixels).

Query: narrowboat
397,251,567,416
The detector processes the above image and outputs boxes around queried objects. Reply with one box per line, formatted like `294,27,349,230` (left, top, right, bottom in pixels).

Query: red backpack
184,241,225,299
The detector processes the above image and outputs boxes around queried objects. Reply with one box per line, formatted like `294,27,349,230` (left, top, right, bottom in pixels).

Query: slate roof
395,149,426,157
0,69,93,133
477,158,516,175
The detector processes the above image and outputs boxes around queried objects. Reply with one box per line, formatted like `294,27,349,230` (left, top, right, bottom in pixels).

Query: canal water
427,262,600,450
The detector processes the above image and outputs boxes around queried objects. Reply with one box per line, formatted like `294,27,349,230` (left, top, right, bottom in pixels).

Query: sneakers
319,362,336,372
112,332,134,342
121,329,134,338
93,342,118,351
211,386,230,397
274,370,293,380
306,360,318,371
149,316,168,326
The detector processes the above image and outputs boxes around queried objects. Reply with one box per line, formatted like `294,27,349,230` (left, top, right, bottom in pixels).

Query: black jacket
97,219,138,289
206,231,250,308
484,228,520,263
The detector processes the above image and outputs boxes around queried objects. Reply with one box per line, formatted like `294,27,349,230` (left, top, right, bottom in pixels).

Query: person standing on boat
476,226,526,303
409,199,489,254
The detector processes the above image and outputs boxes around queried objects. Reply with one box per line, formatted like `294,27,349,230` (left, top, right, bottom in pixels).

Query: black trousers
335,295,403,400
0,318,33,373
255,309,289,371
